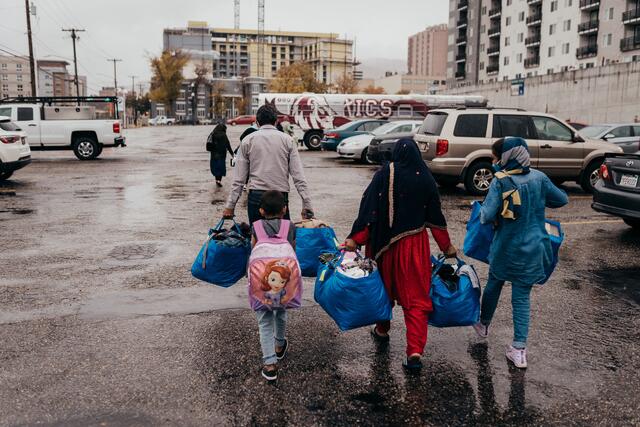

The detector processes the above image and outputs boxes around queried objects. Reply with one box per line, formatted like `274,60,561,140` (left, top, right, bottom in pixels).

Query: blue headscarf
493,137,531,220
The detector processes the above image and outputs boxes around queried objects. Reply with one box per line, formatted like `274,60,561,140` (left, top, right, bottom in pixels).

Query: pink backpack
248,220,302,311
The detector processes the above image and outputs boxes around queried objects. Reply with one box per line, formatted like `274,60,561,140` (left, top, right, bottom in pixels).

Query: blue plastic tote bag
539,219,564,285
295,226,338,277
191,219,251,287
462,201,493,264
315,251,392,331
429,256,481,328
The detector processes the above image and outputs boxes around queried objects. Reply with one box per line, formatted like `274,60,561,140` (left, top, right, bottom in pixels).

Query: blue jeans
255,309,287,365
480,272,533,349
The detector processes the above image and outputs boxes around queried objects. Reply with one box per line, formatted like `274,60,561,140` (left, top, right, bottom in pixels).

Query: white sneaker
506,345,527,369
472,322,488,338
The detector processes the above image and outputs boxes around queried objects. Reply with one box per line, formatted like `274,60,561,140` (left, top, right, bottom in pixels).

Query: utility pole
106,58,121,119
129,75,137,126
24,0,37,96
62,28,85,99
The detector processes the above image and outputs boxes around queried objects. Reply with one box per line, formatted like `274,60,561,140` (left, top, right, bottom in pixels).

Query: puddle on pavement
591,267,640,305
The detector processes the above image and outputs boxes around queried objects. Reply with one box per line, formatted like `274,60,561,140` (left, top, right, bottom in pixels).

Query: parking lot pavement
1,125,639,426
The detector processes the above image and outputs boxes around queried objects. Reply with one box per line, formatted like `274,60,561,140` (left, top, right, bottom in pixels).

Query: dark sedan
366,132,416,164
320,119,387,151
592,153,640,230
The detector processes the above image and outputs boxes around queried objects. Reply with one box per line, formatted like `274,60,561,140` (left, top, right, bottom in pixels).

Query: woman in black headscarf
344,138,457,371
206,124,234,187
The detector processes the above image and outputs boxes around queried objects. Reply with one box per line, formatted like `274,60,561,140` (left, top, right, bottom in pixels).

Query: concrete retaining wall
444,62,640,124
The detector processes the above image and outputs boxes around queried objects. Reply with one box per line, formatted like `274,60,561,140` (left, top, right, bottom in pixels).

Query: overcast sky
0,0,448,94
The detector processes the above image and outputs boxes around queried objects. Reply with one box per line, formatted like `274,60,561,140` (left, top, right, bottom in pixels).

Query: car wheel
95,144,104,158
73,137,99,160
464,161,494,196
360,147,372,164
0,170,14,181
623,218,640,229
580,160,602,193
304,131,323,151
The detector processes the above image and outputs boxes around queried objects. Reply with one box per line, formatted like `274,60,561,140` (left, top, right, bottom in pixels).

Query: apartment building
448,0,640,87
408,24,449,76
164,22,356,86
374,73,448,94
0,55,32,99
37,60,87,97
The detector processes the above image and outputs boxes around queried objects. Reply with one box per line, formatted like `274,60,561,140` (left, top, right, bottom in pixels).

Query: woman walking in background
207,123,234,187
344,138,457,372
473,137,568,369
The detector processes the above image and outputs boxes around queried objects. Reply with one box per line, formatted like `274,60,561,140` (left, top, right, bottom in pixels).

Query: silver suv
414,108,622,195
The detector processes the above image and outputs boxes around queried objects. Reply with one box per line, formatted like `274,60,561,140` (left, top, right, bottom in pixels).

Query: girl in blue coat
473,137,568,369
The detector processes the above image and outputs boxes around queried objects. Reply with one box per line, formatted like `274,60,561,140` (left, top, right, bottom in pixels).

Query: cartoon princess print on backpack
261,260,295,308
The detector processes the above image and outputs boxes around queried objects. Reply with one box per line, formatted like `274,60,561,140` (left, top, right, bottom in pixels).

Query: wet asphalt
1,125,639,426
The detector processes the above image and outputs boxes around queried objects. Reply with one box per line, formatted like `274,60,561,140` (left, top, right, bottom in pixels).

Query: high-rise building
448,0,640,87
407,24,449,76
164,22,356,86
37,60,87,97
0,55,32,99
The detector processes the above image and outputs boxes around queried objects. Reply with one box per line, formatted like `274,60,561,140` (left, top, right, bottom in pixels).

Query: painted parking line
560,219,624,225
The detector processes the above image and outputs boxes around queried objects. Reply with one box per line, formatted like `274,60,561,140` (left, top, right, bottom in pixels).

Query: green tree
149,50,190,116
269,62,328,93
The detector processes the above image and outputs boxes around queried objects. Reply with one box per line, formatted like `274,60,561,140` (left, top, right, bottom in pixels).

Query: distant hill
357,57,407,79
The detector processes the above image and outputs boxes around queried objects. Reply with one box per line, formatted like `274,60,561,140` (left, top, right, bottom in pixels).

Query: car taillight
325,133,338,139
599,163,611,181
0,136,20,144
113,122,121,133
435,139,449,156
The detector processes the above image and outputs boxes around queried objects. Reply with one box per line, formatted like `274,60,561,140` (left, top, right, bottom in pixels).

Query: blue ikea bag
462,202,564,284
296,227,338,277
463,201,493,264
191,219,251,287
429,256,480,328
314,251,392,331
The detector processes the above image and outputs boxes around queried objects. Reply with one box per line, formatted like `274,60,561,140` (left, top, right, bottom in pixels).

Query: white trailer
258,92,487,149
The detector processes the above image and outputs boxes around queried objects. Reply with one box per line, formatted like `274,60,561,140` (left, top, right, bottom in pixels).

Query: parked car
149,115,176,126
0,116,31,181
579,124,640,154
0,102,125,160
227,115,256,126
321,119,388,151
592,153,640,230
367,131,417,164
337,120,422,163
567,121,588,130
414,107,622,195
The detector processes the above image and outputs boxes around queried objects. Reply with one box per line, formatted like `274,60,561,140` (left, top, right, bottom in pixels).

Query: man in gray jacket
223,105,313,223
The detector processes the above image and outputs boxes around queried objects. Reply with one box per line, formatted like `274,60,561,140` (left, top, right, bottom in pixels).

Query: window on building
481,6,487,14
17,74,22,81
548,46,555,57
492,115,535,138
454,114,489,138
519,12,525,22
551,0,558,12
480,43,485,52
507,0,512,5
547,68,554,74
504,56,510,65
564,0,572,6
518,33,524,43
532,117,573,141
562,43,570,54
0,63,6,70
506,16,512,26
517,53,523,63
563,20,571,31
549,24,556,35
481,24,486,33
603,33,612,46
607,7,614,20
480,61,485,70
505,37,510,46
1,75,7,81
16,63,22,70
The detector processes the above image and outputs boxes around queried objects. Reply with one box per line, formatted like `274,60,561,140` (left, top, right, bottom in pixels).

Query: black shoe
370,326,390,343
276,339,289,360
261,365,278,381
403,355,423,372
216,181,222,187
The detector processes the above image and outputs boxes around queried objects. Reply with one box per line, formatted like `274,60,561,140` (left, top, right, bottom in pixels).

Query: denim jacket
480,169,569,285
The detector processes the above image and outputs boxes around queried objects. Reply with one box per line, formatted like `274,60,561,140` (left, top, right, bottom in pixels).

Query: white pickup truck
150,115,176,126
0,102,126,160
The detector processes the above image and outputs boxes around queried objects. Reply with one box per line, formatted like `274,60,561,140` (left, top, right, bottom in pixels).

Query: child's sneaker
276,339,289,360
261,365,278,381
472,322,489,338
370,326,390,343
505,346,527,369
402,355,423,372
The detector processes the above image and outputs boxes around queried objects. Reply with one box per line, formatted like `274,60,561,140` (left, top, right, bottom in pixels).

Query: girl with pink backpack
248,191,303,382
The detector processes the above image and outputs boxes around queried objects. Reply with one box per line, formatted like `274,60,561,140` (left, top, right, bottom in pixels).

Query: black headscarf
349,138,447,260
